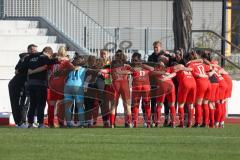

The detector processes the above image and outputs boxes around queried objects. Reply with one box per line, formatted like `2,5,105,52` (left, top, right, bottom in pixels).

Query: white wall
227,80,240,115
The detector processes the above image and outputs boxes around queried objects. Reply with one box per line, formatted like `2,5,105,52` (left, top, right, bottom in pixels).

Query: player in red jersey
207,70,219,128
208,57,232,128
211,61,228,128
130,52,154,128
175,64,196,127
187,51,212,127
47,47,74,127
220,68,232,127
153,61,177,128
221,70,232,99
109,51,132,128
201,51,219,128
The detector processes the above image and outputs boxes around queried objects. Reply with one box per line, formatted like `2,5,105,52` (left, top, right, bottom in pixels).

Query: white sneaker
151,123,156,128
129,123,133,128
33,123,38,128
220,122,225,128
143,122,148,128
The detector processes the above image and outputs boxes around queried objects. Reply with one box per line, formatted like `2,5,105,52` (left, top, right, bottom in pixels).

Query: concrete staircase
0,20,67,113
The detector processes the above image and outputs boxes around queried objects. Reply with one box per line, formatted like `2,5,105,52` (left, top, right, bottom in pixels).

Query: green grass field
0,125,240,160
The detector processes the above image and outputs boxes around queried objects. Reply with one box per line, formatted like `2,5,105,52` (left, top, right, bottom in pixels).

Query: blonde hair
58,46,67,57
100,49,110,65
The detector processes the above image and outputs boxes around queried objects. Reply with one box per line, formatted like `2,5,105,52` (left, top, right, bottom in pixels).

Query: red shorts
112,80,130,101
222,74,232,98
156,81,175,103
206,83,219,101
132,84,150,105
218,80,228,100
47,88,64,101
195,79,211,100
48,78,64,95
178,80,196,104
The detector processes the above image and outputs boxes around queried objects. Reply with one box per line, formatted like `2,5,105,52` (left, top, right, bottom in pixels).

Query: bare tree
173,0,192,54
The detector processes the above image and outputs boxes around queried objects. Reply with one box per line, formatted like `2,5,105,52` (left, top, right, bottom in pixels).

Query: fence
1,0,116,56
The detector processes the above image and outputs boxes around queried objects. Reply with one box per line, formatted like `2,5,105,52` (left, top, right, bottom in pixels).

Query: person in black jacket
21,46,59,128
147,41,172,127
8,44,38,128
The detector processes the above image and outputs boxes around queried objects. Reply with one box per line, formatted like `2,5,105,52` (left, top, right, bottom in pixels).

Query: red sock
203,104,209,125
169,106,176,124
133,106,139,127
144,106,151,126
178,107,184,125
209,108,215,127
110,114,115,126
188,106,193,126
48,105,55,126
220,102,226,122
215,103,222,123
195,104,202,125
155,106,162,124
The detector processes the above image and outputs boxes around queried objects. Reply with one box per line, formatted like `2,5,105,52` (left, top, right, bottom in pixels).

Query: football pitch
0,125,240,160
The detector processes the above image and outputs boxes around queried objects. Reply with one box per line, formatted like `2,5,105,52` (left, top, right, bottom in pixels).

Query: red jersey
213,65,225,82
222,73,232,98
131,67,150,85
48,60,73,93
155,66,174,85
187,62,210,80
176,69,195,83
111,65,131,81
213,65,228,99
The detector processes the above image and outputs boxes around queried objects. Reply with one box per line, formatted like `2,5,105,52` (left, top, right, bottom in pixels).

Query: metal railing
194,47,240,71
192,29,240,53
105,27,174,61
192,29,240,73
1,0,116,56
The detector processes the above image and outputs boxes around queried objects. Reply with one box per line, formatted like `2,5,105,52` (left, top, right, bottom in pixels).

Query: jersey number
197,65,206,75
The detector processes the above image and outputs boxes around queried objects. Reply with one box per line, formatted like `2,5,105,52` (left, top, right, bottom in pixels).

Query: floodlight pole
221,0,227,67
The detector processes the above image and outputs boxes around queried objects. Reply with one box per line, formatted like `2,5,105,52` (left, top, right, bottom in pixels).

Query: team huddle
8,41,232,129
